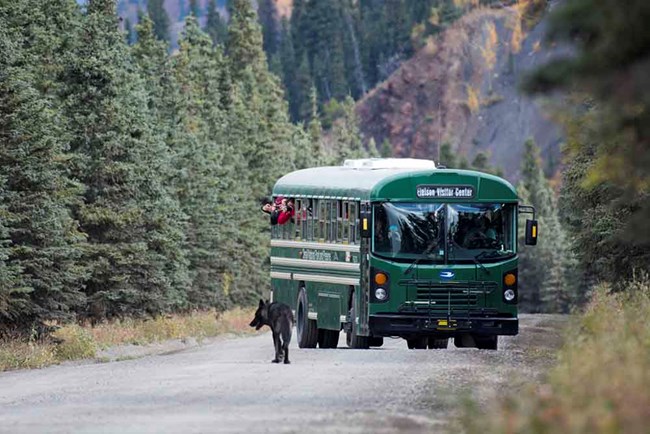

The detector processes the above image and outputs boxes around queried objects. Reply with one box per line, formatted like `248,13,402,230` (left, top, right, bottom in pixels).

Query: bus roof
273,162,519,202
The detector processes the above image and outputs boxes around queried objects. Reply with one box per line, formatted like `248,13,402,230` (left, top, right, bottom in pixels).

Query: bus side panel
271,278,299,313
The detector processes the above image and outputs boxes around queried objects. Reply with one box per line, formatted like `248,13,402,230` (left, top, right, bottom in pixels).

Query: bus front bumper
369,313,518,337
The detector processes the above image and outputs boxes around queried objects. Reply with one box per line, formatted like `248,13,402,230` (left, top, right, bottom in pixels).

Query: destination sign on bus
416,185,475,199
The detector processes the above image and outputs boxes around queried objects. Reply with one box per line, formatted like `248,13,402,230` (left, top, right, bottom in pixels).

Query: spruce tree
147,0,171,43
331,96,367,162
61,0,187,319
205,0,228,46
227,0,267,81
380,138,393,158
258,0,279,58
190,0,201,18
438,143,457,167
170,16,234,310
518,139,573,312
0,23,86,330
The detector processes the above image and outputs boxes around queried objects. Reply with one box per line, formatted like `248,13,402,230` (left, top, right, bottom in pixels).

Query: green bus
270,158,537,350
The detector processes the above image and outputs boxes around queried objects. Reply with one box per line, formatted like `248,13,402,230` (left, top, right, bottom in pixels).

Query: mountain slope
356,4,562,182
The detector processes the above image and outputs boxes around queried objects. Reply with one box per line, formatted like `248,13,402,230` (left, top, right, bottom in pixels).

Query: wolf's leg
283,340,290,364
272,331,281,363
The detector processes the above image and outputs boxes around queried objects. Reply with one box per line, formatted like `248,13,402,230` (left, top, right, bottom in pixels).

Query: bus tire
346,302,369,349
369,337,384,347
475,335,498,350
318,329,340,349
296,289,318,348
428,337,449,349
406,337,427,349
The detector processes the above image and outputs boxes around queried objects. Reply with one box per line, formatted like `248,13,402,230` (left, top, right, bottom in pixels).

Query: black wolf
249,299,294,364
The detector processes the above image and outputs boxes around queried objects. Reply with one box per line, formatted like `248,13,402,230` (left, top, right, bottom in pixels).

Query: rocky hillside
356,4,562,182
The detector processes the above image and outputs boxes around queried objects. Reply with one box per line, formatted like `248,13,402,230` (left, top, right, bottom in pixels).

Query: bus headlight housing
502,269,518,304
371,268,390,303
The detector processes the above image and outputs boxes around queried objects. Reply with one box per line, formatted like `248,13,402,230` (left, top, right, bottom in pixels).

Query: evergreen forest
1,0,649,335
0,0,374,333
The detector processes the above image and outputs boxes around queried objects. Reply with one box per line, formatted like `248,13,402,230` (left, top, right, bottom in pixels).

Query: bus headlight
375,288,387,301
504,289,516,301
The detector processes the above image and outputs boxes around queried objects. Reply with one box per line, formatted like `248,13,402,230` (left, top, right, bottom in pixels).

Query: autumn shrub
457,276,650,434
53,324,98,361
0,341,57,371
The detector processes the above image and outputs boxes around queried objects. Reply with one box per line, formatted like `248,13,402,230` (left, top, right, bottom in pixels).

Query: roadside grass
0,308,255,372
456,278,650,434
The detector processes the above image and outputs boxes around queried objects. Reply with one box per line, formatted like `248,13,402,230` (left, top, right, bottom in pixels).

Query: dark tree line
524,0,650,289
0,0,367,334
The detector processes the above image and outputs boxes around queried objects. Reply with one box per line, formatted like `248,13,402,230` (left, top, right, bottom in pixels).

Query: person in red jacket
277,198,295,225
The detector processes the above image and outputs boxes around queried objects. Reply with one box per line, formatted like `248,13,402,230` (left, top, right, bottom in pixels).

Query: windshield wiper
473,251,492,275
405,244,437,276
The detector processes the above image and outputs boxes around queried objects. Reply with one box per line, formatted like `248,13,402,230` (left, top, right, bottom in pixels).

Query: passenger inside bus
260,197,280,225
277,197,295,225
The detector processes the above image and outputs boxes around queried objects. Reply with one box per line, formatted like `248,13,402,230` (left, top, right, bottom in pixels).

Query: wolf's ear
258,299,265,308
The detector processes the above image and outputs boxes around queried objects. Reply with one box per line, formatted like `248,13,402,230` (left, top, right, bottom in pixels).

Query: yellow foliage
53,325,98,360
509,11,524,54
453,0,479,9
459,277,650,434
0,308,257,372
466,85,480,113
428,7,440,27
481,22,498,71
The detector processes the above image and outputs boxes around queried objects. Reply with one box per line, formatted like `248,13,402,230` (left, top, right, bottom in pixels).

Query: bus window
304,199,313,241
325,201,332,242
294,199,302,240
336,200,343,242
342,202,350,242
329,200,338,243
349,202,358,244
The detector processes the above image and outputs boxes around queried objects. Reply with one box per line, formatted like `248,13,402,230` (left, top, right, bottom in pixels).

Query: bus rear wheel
428,337,449,349
346,302,369,349
318,329,340,349
406,337,427,349
369,337,384,347
296,289,318,348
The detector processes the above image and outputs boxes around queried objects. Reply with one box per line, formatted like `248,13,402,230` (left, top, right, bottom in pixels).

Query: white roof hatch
342,158,436,170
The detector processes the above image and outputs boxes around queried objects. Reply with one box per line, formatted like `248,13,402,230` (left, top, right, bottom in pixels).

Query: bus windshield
373,203,445,262
373,202,515,263
447,203,515,262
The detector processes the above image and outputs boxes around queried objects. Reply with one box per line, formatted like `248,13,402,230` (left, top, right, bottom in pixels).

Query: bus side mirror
360,204,372,239
525,219,538,246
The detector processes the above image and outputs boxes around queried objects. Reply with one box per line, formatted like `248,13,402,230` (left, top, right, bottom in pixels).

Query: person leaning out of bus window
277,198,295,225
260,197,280,225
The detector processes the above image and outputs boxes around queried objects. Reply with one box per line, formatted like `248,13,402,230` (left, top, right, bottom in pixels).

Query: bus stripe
270,257,360,271
270,272,358,286
271,239,361,252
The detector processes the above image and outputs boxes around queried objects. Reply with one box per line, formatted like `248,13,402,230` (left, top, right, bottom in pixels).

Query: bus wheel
428,337,449,349
369,337,384,347
406,337,427,349
475,335,498,350
296,289,318,348
346,302,369,349
318,329,340,349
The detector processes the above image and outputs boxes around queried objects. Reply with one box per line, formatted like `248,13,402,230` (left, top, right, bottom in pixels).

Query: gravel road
0,314,566,434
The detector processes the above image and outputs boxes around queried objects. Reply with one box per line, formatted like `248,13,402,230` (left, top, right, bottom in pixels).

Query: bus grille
402,280,497,308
